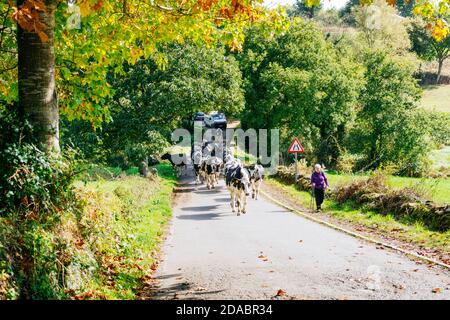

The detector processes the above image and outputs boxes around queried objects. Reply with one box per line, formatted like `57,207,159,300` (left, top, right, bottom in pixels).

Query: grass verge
0,163,176,300
70,163,176,299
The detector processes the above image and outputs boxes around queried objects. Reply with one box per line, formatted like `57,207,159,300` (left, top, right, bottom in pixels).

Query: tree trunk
436,59,443,85
17,0,59,153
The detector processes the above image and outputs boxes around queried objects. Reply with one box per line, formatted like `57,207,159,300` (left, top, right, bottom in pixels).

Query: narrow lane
152,178,450,300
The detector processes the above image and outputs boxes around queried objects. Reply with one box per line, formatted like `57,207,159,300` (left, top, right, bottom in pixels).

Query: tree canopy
63,42,245,166
409,16,450,83
1,0,284,127
237,21,363,166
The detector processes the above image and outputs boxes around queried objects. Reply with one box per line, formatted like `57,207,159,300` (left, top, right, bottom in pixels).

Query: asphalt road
151,177,450,300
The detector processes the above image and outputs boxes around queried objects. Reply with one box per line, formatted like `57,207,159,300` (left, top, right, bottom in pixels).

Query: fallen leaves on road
276,289,286,297
393,284,404,290
432,288,441,294
258,253,269,261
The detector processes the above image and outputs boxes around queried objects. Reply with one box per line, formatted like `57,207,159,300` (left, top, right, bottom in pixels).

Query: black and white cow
161,153,188,177
213,157,223,183
246,164,265,200
204,156,223,189
226,163,251,216
191,148,203,184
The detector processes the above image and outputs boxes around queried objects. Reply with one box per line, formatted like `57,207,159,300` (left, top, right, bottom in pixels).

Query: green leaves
237,22,363,165
63,42,245,165
350,50,426,175
1,0,280,127
304,0,321,7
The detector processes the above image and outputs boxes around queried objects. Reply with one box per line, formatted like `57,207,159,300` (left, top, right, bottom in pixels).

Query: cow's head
241,168,251,196
193,151,202,164
161,153,171,161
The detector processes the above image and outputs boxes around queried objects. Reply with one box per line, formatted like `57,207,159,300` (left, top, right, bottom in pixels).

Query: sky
262,0,349,10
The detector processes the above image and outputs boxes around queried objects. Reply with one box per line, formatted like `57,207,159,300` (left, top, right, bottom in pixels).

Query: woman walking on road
310,164,329,213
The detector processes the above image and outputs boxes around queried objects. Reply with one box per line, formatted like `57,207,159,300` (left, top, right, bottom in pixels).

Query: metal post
295,152,298,180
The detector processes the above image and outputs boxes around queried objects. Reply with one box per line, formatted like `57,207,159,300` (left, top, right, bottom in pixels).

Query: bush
336,152,360,174
418,110,450,147
0,145,81,299
238,22,363,167
75,163,122,182
273,165,313,191
0,107,81,298
349,50,428,177
0,143,77,215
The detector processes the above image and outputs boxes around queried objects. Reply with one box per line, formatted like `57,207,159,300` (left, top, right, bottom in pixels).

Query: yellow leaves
79,4,90,17
413,1,450,42
53,0,272,125
304,0,321,7
79,0,103,17
130,47,143,63
359,0,374,5
432,19,449,42
79,0,92,17
229,38,242,52
413,1,435,18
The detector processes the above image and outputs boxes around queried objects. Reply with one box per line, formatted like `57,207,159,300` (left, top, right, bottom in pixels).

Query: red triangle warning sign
288,137,304,153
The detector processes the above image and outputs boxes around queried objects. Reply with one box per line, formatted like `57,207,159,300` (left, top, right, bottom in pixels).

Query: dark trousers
314,188,325,209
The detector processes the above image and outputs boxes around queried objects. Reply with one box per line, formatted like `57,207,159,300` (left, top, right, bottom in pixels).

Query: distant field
420,84,450,113
429,146,450,169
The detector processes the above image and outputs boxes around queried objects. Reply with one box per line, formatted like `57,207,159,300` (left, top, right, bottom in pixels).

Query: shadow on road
152,273,183,280
149,280,227,300
194,189,222,195
177,213,226,220
181,205,220,212
174,188,196,194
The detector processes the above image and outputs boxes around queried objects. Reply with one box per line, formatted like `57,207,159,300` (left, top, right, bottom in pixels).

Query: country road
151,176,450,300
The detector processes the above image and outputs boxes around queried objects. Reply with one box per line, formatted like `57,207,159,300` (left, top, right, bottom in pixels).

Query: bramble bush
1,106,176,299
0,107,82,298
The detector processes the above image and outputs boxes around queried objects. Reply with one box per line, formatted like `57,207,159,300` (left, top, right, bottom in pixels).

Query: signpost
288,137,305,180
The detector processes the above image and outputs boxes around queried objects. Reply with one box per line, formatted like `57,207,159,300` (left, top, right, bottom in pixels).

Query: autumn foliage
11,0,48,42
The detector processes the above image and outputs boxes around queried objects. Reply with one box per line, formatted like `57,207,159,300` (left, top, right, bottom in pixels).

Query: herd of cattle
162,140,264,215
